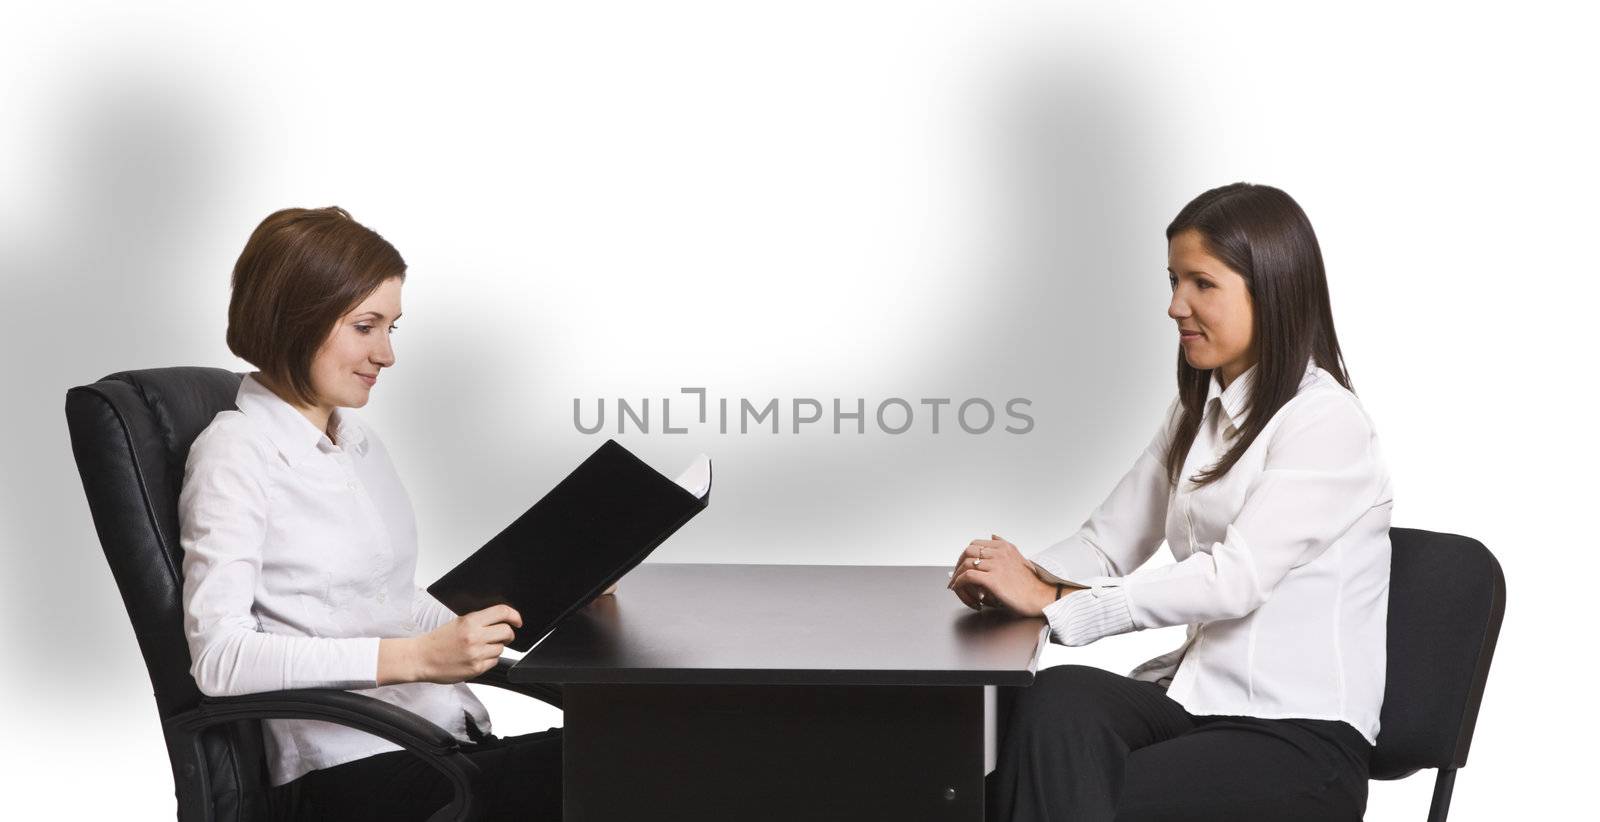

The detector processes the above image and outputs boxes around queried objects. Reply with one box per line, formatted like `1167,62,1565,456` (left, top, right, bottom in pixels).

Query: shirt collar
235,373,369,466
1206,363,1254,430
1205,357,1320,430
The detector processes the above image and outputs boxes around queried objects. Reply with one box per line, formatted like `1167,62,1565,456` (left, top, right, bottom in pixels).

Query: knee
1009,664,1126,732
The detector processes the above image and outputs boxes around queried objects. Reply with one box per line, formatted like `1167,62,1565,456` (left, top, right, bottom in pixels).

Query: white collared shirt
179,373,489,786
1031,358,1393,744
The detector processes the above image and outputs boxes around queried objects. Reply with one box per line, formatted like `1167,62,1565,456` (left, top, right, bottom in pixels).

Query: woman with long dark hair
950,183,1392,821
179,206,563,820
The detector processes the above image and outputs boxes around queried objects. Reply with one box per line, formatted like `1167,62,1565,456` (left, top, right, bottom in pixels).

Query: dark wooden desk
510,563,1048,821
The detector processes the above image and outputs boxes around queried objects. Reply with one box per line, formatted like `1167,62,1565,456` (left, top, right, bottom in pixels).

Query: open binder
427,439,712,652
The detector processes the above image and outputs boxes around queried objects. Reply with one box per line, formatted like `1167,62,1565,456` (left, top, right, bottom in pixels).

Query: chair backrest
1371,527,1506,780
65,366,268,821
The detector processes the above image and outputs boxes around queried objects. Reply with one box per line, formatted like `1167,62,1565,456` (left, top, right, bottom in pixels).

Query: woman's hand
947,535,1058,617
378,604,522,685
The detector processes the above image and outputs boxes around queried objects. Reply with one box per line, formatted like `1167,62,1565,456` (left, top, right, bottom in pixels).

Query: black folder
427,439,712,652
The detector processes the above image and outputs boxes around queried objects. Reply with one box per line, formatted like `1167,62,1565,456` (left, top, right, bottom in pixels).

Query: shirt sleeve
410,586,457,634
1041,582,1137,646
179,427,381,697
1085,390,1389,633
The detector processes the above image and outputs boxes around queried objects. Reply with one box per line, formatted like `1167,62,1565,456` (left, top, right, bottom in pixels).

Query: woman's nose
373,335,396,367
1168,291,1189,320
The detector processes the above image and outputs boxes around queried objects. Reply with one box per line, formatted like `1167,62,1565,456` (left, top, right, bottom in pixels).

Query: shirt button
347,480,358,490
377,591,387,604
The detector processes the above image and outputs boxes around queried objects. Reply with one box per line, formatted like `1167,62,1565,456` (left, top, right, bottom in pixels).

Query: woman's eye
355,325,371,334
389,324,399,333
1197,281,1213,290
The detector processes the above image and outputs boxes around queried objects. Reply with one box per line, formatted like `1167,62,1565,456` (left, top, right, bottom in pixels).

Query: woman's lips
1180,331,1203,343
357,373,376,386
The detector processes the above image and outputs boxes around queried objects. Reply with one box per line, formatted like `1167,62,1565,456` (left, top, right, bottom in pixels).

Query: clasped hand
946,535,1061,617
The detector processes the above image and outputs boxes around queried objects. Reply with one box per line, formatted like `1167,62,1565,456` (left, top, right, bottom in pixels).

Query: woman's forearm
188,622,383,696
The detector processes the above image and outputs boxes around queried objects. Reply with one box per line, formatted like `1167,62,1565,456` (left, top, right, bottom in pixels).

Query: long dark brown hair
1162,183,1353,488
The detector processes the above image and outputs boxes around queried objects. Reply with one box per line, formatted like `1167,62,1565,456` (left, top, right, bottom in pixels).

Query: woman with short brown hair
180,206,561,821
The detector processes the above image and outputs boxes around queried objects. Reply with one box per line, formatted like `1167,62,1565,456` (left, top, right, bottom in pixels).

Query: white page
673,454,712,499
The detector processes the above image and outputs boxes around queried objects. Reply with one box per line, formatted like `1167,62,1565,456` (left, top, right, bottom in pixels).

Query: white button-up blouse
178,373,490,786
1030,358,1393,744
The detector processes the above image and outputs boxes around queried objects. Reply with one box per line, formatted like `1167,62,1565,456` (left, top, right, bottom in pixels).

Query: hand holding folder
427,440,712,652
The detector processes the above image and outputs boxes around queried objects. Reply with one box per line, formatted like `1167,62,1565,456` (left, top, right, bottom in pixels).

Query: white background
3,1,1594,818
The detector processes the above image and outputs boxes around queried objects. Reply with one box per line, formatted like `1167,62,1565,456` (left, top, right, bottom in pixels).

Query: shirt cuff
347,636,383,688
1041,580,1136,647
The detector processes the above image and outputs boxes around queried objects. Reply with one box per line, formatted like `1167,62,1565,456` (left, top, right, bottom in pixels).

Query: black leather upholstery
68,367,240,718
65,367,559,822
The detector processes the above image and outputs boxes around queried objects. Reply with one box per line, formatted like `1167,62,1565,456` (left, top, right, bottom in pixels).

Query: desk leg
564,684,986,822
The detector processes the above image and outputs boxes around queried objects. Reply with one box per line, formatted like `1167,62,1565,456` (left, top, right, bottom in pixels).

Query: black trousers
986,665,1372,822
268,718,562,822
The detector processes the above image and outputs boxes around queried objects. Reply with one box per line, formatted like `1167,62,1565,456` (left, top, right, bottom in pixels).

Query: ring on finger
972,557,982,567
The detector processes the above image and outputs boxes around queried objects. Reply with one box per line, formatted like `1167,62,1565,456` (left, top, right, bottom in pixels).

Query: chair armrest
163,688,480,822
469,657,563,709
171,688,460,754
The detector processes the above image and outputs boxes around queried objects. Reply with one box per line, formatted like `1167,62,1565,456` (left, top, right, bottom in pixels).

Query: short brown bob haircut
226,206,406,408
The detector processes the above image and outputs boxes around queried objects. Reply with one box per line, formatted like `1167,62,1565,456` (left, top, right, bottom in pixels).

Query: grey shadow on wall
678,46,1183,562
1,62,241,694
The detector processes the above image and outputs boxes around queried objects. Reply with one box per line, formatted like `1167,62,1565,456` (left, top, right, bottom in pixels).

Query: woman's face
1167,229,1256,386
310,276,403,410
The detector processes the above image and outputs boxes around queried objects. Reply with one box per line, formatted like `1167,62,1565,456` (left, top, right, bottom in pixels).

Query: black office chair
65,366,561,822
1371,527,1506,822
